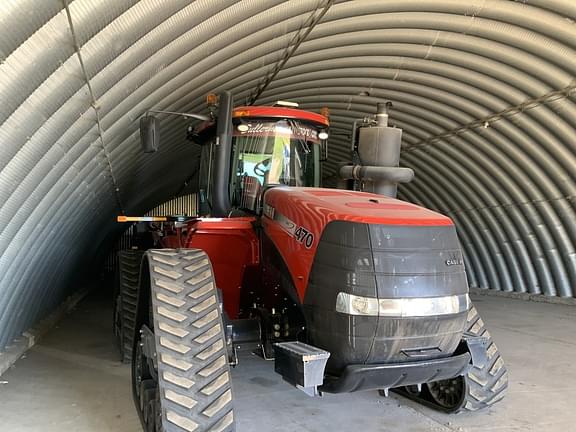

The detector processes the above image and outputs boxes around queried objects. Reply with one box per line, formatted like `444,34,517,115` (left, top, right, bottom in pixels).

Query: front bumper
320,351,471,393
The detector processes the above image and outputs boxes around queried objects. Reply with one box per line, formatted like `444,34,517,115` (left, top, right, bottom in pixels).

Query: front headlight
335,293,470,317
335,292,375,315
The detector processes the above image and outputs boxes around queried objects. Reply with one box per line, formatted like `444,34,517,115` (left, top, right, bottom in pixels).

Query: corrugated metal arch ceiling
0,0,575,350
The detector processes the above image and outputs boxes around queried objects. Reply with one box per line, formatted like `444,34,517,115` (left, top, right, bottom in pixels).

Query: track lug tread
158,306,188,323
189,282,216,299
153,266,182,280
201,372,229,396
159,322,189,338
194,324,221,344
459,304,509,412
163,371,195,389
167,411,199,431
165,389,198,409
210,412,234,432
116,250,144,363
157,279,184,294
196,340,224,361
191,296,217,314
140,249,235,432
202,389,232,418
157,292,186,307
192,310,219,329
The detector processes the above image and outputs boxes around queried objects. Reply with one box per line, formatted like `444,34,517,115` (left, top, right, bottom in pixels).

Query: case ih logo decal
264,204,315,249
445,253,463,266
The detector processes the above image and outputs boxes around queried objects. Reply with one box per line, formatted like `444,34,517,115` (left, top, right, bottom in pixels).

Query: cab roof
233,106,329,127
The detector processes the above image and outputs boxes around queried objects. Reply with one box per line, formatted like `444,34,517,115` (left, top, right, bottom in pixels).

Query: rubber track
461,304,508,411
118,250,144,362
147,249,235,432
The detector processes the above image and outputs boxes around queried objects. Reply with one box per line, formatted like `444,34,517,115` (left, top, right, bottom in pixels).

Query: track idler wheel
426,377,465,410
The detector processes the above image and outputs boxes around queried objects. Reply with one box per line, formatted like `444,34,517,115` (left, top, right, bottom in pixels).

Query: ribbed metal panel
145,193,198,217
103,193,198,272
0,0,574,351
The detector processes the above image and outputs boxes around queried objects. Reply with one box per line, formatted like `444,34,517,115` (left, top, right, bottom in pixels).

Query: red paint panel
184,218,259,319
345,202,418,210
306,190,350,196
263,187,453,300
233,106,329,127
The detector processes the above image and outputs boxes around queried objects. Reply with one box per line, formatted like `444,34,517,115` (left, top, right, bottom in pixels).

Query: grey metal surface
273,341,330,392
305,221,468,370
340,120,413,197
0,0,574,353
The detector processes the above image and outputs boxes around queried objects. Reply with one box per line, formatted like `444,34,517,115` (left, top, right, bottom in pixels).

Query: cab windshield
230,119,321,210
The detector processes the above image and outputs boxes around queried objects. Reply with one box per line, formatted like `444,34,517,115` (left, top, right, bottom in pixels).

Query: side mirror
140,115,159,153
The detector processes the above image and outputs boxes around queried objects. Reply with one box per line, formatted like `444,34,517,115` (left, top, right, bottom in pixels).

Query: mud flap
461,333,489,370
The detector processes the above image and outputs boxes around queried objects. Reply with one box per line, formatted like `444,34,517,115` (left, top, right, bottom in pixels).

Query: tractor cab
192,101,329,215
230,106,329,212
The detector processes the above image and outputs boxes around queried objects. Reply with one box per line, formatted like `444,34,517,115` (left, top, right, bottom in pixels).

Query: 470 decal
294,226,314,249
268,206,316,249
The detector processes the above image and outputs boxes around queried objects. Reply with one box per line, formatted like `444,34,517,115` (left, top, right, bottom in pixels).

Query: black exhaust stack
138,92,233,217
212,91,234,217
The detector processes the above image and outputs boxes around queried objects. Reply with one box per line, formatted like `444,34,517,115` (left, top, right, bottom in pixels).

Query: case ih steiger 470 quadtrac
115,92,508,432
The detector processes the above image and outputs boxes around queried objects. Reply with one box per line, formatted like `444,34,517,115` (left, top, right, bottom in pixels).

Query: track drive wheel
132,249,235,432
425,304,509,412
116,250,144,362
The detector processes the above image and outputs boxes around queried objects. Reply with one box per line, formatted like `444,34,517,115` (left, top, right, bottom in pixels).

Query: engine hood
261,187,454,300
263,187,453,227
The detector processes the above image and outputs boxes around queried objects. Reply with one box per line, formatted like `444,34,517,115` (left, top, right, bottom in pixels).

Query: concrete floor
0,290,575,432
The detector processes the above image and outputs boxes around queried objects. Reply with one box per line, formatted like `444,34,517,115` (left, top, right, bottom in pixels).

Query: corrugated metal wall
145,194,198,217
0,0,574,351
103,193,198,272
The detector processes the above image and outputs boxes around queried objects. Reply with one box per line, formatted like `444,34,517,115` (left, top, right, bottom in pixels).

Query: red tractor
116,92,508,432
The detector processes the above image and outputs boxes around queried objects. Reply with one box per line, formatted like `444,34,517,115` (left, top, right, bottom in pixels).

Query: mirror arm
145,110,210,121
